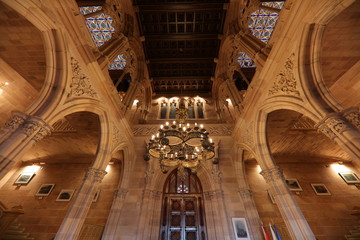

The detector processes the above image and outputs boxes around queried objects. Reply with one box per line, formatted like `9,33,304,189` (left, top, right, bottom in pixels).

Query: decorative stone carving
152,190,162,199
260,167,284,183
22,121,41,137
238,189,252,198
344,111,360,129
84,168,107,183
203,191,214,200
112,126,124,148
268,53,300,97
32,126,52,142
242,121,254,146
317,124,336,140
211,167,222,184
114,189,128,199
326,117,349,134
132,124,233,136
3,112,27,130
68,58,98,98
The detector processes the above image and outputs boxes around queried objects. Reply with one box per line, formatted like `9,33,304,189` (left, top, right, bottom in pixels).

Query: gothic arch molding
298,1,355,115
2,0,69,120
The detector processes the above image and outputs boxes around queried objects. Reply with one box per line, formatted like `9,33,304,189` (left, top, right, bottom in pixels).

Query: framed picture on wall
311,183,331,196
339,172,360,184
285,178,303,191
14,172,35,185
92,189,100,202
232,218,250,240
56,189,75,202
35,184,55,196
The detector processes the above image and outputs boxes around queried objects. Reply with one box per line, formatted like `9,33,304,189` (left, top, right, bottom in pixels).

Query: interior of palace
0,0,360,239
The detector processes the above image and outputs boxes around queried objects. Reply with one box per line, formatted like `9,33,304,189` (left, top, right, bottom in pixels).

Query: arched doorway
159,168,207,240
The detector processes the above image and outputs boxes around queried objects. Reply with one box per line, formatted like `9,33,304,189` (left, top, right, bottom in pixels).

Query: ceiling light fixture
144,98,218,180
0,82,9,95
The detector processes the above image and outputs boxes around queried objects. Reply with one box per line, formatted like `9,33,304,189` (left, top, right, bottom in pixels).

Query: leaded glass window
248,9,279,44
109,55,126,70
237,52,256,68
80,6,115,47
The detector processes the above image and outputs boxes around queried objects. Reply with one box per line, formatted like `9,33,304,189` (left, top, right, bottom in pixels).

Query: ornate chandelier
144,98,218,178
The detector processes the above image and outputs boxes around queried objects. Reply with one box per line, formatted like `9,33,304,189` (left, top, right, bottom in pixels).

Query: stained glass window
109,54,127,70
80,6,115,47
177,184,189,193
248,9,279,44
261,1,285,9
237,52,256,68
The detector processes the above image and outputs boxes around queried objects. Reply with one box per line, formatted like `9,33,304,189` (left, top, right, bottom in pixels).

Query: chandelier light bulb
200,124,204,129
173,121,176,125
165,122,169,126
210,138,213,143
182,127,186,131
187,123,190,127
151,135,155,140
195,122,198,126
160,125,163,129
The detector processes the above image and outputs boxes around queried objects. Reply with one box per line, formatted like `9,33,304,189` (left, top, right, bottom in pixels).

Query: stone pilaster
238,188,263,240
0,113,52,178
260,167,315,240
55,168,107,240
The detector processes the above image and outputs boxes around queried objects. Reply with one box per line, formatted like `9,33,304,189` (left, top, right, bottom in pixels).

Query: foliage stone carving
268,53,300,97
69,58,98,98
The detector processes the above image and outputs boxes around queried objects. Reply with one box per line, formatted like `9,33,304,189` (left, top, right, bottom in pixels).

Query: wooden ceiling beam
144,34,220,40
136,3,225,11
149,58,214,63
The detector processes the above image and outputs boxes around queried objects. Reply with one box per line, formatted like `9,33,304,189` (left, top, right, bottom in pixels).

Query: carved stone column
102,188,128,239
0,112,52,179
260,167,315,240
238,189,263,239
55,168,107,240
317,112,360,164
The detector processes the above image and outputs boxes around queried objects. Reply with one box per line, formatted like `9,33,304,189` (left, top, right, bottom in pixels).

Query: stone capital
114,188,128,200
342,107,360,130
260,167,284,183
84,167,107,183
238,189,252,199
3,111,27,131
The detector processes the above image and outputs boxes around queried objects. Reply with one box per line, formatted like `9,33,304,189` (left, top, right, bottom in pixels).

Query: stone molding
316,113,351,139
260,167,284,183
84,168,107,183
132,124,233,136
268,53,300,97
3,111,27,131
204,190,223,200
342,108,360,130
20,116,52,141
238,189,252,198
114,189,128,200
68,57,98,98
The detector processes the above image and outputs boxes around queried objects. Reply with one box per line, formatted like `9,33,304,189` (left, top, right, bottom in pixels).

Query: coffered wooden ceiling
134,0,228,94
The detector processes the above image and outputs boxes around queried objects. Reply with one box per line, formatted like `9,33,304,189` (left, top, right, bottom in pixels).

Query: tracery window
248,1,285,43
158,97,206,120
237,52,256,68
109,54,127,70
80,6,115,47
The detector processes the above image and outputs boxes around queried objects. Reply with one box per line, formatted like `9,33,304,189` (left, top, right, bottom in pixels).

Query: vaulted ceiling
134,0,228,94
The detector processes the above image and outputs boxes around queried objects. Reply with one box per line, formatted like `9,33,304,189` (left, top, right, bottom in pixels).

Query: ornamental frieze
132,124,233,136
